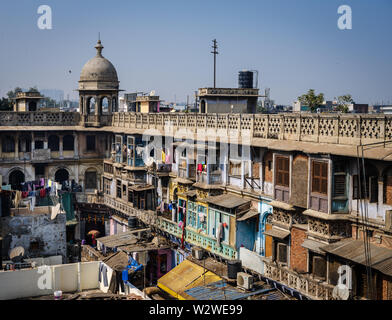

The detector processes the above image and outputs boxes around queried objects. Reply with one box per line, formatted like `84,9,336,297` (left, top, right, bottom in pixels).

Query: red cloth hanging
197,164,203,172
39,188,46,198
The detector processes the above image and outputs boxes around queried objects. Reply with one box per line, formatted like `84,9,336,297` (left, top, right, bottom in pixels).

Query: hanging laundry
13,191,22,208
162,149,166,163
197,164,203,172
40,178,45,187
21,191,29,198
216,222,223,246
39,188,46,198
1,185,11,191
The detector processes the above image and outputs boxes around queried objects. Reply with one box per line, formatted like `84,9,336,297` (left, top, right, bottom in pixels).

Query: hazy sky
0,0,391,105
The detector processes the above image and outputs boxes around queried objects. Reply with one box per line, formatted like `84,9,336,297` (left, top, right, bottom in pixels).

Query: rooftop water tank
238,70,254,89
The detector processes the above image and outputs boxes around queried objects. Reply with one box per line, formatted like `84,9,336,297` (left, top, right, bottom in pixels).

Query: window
128,190,133,203
48,135,59,151
35,165,45,176
312,161,328,195
2,136,15,153
116,180,122,198
276,243,288,264
353,173,378,203
86,135,96,151
229,161,241,176
275,156,289,187
63,135,74,151
312,255,327,280
333,161,347,198
197,205,207,233
34,140,44,150
85,171,97,189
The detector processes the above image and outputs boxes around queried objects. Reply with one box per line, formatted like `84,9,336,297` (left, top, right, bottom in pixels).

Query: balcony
32,149,51,161
261,257,334,300
156,217,237,260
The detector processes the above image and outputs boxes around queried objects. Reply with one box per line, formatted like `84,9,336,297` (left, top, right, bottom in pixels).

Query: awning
157,259,222,300
263,227,290,240
204,193,250,209
183,190,197,197
269,200,296,211
302,239,326,255
237,209,259,221
321,239,392,276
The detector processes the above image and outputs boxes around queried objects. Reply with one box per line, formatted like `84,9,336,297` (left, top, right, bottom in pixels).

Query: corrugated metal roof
204,194,250,209
321,239,392,276
157,260,222,300
184,280,275,300
97,229,149,248
102,251,129,271
302,239,327,255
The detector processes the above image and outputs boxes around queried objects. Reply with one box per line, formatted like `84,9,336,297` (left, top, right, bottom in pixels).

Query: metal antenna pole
211,39,219,88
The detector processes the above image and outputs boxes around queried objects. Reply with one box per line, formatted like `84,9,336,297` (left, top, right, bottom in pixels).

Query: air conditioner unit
191,247,204,260
237,272,254,290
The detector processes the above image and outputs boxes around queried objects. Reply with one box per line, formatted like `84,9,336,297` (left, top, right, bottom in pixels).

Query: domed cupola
78,39,121,126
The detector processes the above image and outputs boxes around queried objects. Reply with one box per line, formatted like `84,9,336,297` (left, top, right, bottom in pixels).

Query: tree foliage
335,94,354,113
298,89,324,113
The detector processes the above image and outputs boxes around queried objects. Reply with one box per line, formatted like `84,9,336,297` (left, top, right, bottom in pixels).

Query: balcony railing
0,111,80,126
3,111,392,147
262,257,335,300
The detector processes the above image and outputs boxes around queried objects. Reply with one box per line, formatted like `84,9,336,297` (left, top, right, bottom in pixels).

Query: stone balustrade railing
2,111,392,146
0,111,80,126
262,257,335,300
110,112,392,146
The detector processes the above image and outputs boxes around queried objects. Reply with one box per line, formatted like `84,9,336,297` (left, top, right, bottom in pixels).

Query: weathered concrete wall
0,261,99,300
0,212,67,261
239,247,264,275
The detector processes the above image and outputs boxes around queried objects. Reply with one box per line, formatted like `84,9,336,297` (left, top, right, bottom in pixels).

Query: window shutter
313,256,327,279
370,176,378,203
334,174,346,197
277,243,287,264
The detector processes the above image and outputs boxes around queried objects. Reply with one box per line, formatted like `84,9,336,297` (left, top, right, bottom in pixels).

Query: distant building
12,90,43,112
198,88,259,113
348,103,368,113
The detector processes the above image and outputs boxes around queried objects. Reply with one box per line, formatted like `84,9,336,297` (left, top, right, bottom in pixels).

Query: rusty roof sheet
205,193,250,209
321,239,392,276
102,251,130,271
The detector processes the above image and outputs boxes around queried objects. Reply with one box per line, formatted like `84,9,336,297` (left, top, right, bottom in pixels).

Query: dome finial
95,34,103,57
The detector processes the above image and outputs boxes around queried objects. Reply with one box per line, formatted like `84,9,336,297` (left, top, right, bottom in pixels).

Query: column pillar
59,135,64,159
95,96,99,116
241,160,245,190
31,132,35,158
74,132,79,158
43,132,48,150
14,133,19,160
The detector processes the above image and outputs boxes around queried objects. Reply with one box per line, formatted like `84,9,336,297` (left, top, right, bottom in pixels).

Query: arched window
112,98,117,112
55,168,69,184
2,136,15,153
102,97,109,114
89,97,96,114
28,101,37,112
63,135,74,151
9,169,25,190
85,169,97,189
48,135,59,151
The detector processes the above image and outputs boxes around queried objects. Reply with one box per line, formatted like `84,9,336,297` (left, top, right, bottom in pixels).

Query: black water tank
227,259,242,279
238,70,253,88
128,216,137,229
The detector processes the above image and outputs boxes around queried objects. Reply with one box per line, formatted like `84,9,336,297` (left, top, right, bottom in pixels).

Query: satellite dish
149,90,155,96
332,286,350,300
